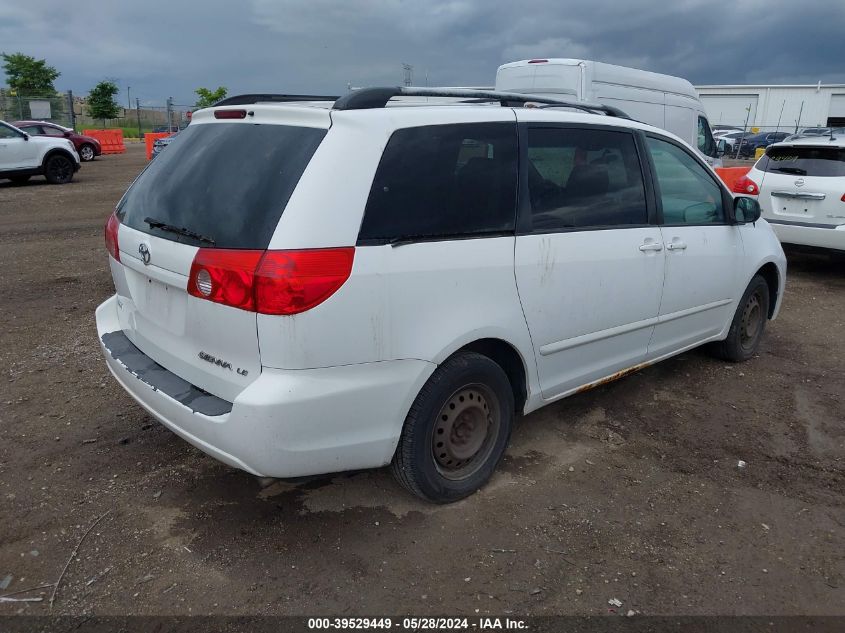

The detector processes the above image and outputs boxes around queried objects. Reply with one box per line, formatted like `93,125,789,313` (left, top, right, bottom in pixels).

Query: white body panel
96,100,786,480
496,59,719,165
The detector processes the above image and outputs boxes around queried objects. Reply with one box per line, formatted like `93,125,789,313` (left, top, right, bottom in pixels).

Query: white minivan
495,59,722,166
96,88,785,503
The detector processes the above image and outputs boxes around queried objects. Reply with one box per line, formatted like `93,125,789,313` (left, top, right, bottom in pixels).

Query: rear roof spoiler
213,93,339,106
333,87,631,118
213,88,630,119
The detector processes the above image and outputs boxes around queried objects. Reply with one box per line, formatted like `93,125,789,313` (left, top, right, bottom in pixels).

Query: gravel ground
0,144,843,616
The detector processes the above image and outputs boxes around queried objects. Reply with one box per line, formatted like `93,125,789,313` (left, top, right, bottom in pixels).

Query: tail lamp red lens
188,247,354,315
213,109,247,119
105,212,120,261
732,175,759,196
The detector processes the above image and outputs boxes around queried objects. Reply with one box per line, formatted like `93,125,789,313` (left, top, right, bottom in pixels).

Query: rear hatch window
118,122,326,248
759,146,845,177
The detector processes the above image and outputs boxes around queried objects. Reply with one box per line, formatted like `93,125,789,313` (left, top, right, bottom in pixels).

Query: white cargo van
496,59,721,166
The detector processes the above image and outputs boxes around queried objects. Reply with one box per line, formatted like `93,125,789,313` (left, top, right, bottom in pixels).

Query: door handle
639,241,663,252
666,240,687,251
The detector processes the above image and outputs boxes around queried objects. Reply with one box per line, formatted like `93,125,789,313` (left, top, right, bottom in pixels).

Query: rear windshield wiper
144,217,216,245
772,167,807,175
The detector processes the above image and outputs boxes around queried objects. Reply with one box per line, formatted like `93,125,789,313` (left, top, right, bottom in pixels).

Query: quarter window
41,125,66,137
359,123,518,242
697,116,716,156
0,124,21,139
647,137,725,225
525,127,648,230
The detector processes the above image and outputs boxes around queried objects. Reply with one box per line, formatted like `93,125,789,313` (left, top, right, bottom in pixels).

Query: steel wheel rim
49,157,72,181
432,384,500,481
740,290,763,350
80,146,94,161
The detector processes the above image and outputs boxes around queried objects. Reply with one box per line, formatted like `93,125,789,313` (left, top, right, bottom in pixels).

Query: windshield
759,145,845,177
117,122,326,249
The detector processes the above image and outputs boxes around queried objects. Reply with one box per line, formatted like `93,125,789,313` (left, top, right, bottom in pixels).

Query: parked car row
0,120,81,184
12,120,102,161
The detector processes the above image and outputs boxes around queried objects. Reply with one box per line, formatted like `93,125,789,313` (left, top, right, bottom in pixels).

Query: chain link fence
0,89,74,127
1,89,194,138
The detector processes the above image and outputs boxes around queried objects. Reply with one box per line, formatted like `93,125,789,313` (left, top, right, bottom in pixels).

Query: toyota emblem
138,243,151,265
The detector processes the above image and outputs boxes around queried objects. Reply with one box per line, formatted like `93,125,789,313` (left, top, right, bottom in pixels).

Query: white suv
96,88,786,503
742,135,845,253
0,120,80,184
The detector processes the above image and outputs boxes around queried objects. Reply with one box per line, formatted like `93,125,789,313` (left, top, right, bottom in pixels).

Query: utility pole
775,100,785,133
735,104,752,160
166,96,174,133
127,85,131,110
67,90,76,131
402,63,413,87
795,100,804,133
136,97,142,138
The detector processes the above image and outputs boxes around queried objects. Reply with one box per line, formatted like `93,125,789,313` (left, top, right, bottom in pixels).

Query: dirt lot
0,145,843,617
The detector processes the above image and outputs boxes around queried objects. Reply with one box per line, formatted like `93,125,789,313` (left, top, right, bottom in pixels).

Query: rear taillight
105,213,120,261
188,248,354,315
841,193,845,202
188,249,263,311
732,175,759,196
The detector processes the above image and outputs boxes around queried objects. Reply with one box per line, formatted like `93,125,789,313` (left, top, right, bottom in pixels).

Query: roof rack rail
213,93,339,106
332,86,630,119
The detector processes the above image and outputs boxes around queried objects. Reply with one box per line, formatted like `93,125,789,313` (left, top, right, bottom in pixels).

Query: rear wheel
9,175,30,184
391,351,514,503
79,144,95,162
44,154,74,184
710,274,769,362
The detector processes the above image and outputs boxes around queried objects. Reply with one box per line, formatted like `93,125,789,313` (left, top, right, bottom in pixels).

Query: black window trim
640,130,735,227
355,120,521,247
516,121,657,236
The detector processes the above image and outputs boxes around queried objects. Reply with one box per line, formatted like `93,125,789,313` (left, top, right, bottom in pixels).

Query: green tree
87,80,121,123
1,52,60,93
194,86,228,108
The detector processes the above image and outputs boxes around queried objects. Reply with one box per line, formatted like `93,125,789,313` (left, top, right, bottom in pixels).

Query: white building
695,83,845,132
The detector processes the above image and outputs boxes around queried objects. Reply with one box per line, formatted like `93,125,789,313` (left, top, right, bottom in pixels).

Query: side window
525,127,648,231
18,125,42,135
647,136,725,225
0,124,21,139
41,126,65,137
359,123,517,242
697,116,716,156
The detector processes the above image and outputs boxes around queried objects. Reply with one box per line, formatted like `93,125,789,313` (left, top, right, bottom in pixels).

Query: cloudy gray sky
2,0,844,106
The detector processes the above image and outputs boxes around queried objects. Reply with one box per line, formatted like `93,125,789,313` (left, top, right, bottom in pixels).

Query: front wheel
44,154,74,184
391,351,514,503
79,144,95,162
710,275,770,362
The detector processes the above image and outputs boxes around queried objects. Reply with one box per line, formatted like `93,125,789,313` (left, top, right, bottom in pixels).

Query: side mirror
22,132,29,140
734,196,761,224
716,139,726,157
63,130,72,138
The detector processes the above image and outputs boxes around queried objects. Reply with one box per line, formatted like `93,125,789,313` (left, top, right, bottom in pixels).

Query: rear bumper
96,295,434,478
768,220,845,252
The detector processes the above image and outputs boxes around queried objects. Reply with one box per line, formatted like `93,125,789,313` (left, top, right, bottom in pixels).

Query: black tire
390,351,514,503
9,175,30,184
710,275,770,362
79,144,95,162
43,154,74,184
